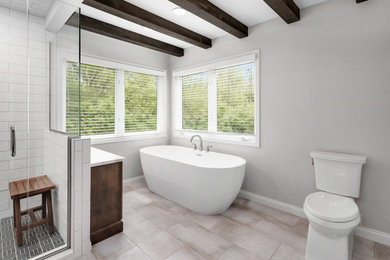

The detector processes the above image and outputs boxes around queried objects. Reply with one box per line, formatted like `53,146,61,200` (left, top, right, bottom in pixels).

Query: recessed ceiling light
172,7,186,16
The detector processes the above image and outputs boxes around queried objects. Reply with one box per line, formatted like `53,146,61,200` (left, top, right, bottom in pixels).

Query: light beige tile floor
84,180,390,260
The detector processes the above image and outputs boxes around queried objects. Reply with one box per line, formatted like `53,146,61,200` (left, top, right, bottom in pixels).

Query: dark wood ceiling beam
264,0,300,24
82,0,211,49
66,13,184,57
168,0,248,39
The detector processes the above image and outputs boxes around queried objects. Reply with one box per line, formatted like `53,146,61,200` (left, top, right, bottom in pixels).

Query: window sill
172,130,259,147
83,131,167,145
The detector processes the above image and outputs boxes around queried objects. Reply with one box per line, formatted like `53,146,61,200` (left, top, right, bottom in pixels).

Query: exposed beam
168,0,248,39
66,13,184,57
356,0,368,3
82,0,211,49
263,0,300,24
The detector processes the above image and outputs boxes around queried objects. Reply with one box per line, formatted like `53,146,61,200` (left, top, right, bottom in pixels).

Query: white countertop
90,147,124,167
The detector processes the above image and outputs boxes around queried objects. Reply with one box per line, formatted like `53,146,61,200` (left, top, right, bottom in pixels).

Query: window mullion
115,69,125,135
208,69,217,133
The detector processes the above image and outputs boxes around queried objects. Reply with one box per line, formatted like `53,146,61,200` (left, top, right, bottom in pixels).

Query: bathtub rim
140,145,246,170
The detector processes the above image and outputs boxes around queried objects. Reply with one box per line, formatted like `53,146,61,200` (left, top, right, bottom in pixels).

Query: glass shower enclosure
0,1,81,259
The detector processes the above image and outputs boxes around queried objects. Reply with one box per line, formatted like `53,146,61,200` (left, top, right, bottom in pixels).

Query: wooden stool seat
9,175,56,246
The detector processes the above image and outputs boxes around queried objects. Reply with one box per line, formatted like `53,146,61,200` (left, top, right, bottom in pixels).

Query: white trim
238,189,390,246
355,227,390,246
238,190,306,218
123,175,145,186
115,70,125,135
173,130,258,147
172,51,257,76
87,132,166,145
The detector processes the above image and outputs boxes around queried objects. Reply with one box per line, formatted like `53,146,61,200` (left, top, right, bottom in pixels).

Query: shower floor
1,212,65,260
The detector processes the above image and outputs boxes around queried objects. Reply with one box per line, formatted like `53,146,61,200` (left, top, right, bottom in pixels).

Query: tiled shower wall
0,6,47,218
44,131,69,241
71,137,91,258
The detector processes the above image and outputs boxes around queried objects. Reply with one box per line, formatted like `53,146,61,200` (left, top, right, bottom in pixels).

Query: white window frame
63,55,168,144
172,50,260,147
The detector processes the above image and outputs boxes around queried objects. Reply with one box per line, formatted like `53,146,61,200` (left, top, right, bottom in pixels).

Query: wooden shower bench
9,175,56,246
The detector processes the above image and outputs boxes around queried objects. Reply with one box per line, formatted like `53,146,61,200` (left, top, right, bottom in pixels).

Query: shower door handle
10,125,16,157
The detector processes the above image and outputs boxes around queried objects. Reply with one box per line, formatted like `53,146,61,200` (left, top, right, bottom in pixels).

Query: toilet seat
304,192,359,223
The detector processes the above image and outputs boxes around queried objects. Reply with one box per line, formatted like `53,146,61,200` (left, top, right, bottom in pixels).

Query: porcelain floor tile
123,220,163,244
169,222,232,259
270,244,304,260
116,246,152,260
166,247,207,260
232,228,280,259
374,242,390,260
138,231,184,260
92,233,135,260
218,246,260,260
117,181,384,260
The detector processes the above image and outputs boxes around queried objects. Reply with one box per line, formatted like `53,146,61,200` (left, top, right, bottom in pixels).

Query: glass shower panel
50,12,81,135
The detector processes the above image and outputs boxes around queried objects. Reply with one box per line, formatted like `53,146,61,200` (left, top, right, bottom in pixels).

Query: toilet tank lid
311,151,367,164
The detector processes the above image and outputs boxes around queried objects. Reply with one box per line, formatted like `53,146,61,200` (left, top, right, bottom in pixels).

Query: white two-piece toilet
304,151,367,260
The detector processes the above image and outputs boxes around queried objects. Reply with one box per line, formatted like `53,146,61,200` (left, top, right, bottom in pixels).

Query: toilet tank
311,151,367,198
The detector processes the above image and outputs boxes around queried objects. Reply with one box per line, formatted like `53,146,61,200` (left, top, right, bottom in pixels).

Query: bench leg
42,193,47,219
14,199,22,246
46,191,54,234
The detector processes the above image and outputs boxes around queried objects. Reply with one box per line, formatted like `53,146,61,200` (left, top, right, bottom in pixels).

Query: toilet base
305,224,355,260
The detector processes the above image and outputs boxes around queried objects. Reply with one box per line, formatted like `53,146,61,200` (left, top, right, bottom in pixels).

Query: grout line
269,243,282,260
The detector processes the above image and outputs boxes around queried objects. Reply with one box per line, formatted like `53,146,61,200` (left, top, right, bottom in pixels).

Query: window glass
216,63,255,134
181,72,208,131
66,62,116,136
124,72,158,132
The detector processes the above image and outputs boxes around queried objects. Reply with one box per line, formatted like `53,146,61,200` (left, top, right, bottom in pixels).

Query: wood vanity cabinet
90,161,123,244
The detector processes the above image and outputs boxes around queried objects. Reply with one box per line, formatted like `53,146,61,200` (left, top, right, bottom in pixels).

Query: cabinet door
90,162,122,233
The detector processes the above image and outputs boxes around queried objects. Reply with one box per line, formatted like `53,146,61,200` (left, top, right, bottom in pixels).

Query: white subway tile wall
72,138,92,258
44,131,69,241
0,6,47,218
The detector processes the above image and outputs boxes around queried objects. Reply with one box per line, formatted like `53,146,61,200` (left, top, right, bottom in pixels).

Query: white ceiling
1,0,327,49
80,0,327,49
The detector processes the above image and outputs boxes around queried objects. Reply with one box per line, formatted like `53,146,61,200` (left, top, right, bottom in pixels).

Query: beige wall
170,0,390,233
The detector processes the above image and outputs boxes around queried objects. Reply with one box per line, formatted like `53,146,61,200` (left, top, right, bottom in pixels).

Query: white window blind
124,71,158,132
173,51,259,146
65,61,80,135
182,71,209,131
66,62,116,136
216,63,255,134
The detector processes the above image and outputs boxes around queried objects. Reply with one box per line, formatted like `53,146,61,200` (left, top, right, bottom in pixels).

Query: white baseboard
238,189,390,246
123,175,145,186
354,226,390,246
239,190,306,219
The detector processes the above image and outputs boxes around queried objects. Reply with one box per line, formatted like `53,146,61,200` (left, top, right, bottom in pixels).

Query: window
216,63,255,134
182,72,208,131
173,51,259,146
124,72,158,132
66,62,116,136
65,57,167,142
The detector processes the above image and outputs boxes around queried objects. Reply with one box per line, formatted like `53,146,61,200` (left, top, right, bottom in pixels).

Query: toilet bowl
305,151,367,260
304,192,360,260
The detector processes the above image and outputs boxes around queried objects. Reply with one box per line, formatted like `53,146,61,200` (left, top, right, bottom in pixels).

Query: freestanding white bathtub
140,145,246,215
